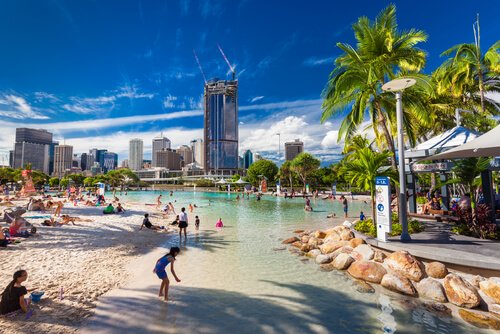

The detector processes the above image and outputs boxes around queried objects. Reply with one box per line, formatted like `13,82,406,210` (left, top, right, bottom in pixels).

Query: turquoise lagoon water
120,191,487,334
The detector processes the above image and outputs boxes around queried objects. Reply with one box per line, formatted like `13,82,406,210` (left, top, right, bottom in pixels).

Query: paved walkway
358,220,500,271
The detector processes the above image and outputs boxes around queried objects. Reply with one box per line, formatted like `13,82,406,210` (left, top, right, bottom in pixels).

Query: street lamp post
382,78,416,242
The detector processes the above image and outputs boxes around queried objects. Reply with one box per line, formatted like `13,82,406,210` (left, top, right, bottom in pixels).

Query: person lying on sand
140,213,162,231
103,204,115,214
42,216,75,226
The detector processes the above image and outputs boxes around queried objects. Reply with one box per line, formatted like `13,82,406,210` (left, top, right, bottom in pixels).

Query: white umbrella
234,178,248,184
216,178,227,184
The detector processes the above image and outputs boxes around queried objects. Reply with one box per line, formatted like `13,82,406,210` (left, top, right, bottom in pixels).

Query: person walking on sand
178,207,188,239
156,195,162,209
153,247,181,301
54,201,64,217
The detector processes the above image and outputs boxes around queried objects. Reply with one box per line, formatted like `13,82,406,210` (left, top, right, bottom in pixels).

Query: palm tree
435,15,500,114
342,148,396,223
450,157,491,209
321,4,430,169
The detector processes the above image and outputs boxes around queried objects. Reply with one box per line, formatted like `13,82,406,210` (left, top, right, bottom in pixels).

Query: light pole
382,78,416,242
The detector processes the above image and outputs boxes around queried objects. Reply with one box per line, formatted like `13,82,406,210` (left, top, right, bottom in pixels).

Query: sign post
375,177,392,242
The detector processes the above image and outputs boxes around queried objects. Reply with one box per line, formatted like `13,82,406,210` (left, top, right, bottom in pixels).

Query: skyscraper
129,138,144,171
13,128,54,174
285,139,304,161
204,79,238,174
80,153,88,171
152,136,171,167
243,149,253,169
53,145,73,177
102,152,118,172
155,149,181,170
190,139,205,167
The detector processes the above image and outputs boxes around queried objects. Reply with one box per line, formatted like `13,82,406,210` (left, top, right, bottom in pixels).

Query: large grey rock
352,244,374,261
381,274,417,296
332,253,354,270
306,249,321,258
315,254,333,264
416,278,447,303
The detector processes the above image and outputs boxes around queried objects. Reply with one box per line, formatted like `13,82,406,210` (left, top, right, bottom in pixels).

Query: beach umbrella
234,178,248,184
216,178,227,184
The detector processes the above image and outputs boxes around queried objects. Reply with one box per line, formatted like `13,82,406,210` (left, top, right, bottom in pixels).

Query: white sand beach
0,198,172,334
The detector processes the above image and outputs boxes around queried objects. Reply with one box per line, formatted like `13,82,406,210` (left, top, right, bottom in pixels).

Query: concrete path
359,220,500,271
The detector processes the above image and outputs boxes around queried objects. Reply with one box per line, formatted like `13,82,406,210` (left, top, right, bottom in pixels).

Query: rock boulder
352,244,374,261
347,260,387,284
444,274,481,308
319,241,347,254
306,249,321,258
314,231,327,239
385,250,425,282
415,278,447,303
381,274,417,296
315,254,333,264
340,230,355,241
349,238,365,248
458,309,500,330
332,253,354,270
425,262,448,279
479,278,500,304
373,250,386,263
282,236,299,244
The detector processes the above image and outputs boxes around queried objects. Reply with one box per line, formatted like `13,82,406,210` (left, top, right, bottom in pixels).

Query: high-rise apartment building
13,128,54,174
190,139,204,167
285,139,304,161
204,79,238,173
129,138,144,171
53,145,73,177
177,145,193,167
155,148,181,170
152,136,171,167
243,150,253,169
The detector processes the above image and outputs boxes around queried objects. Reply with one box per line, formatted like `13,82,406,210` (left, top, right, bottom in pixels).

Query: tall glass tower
204,79,238,174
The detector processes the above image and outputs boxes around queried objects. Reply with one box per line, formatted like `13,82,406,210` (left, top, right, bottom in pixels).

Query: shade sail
234,178,248,184
216,178,227,184
412,126,480,151
425,124,500,160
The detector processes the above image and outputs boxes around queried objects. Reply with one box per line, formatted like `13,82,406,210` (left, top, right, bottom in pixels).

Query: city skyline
0,1,498,165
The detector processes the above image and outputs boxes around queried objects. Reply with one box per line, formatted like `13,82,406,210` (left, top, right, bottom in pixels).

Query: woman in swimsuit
153,247,181,301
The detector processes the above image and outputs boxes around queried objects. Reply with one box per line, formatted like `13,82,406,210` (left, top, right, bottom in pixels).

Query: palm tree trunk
478,68,486,113
375,103,397,170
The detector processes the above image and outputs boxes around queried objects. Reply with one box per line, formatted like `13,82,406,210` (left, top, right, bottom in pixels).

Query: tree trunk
478,68,486,113
375,103,397,170
371,196,376,228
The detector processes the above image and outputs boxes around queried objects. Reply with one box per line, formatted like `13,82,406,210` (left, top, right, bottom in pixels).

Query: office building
177,145,193,167
13,128,54,174
143,159,152,169
89,148,107,168
80,153,88,171
190,139,205,168
72,154,80,168
285,139,304,161
243,150,253,169
152,136,171,167
238,156,244,169
203,79,238,173
8,150,13,168
121,159,129,168
253,152,263,161
102,152,118,173
129,138,144,171
53,145,73,177
155,148,181,170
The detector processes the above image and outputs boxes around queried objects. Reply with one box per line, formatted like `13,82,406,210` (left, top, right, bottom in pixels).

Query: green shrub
451,224,472,236
416,196,428,204
355,219,424,238
195,179,215,187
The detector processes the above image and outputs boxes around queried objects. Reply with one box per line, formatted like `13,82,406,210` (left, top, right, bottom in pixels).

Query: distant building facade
13,128,54,174
243,150,253,169
152,137,171,167
203,79,238,174
177,145,193,167
80,153,88,171
121,159,129,168
155,149,181,170
53,145,73,177
129,138,144,171
143,159,152,169
102,152,118,173
190,139,205,168
285,139,304,161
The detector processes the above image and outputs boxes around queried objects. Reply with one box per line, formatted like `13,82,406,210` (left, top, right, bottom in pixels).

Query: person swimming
215,218,224,228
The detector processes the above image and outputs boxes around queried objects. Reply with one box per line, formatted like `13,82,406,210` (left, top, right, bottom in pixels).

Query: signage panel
375,176,391,242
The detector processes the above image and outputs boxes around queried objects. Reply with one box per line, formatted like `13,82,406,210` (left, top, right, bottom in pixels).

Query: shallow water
116,190,488,333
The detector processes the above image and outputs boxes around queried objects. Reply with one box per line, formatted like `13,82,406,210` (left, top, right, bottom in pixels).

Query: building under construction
203,79,238,175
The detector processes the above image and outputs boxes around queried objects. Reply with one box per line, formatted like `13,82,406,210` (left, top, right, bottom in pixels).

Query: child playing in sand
140,214,162,231
0,270,35,315
215,218,224,228
359,211,365,221
153,247,181,301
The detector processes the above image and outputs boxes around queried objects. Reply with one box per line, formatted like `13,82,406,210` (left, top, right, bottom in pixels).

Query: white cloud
0,95,49,119
250,96,264,103
163,95,178,108
303,56,334,67
321,130,340,148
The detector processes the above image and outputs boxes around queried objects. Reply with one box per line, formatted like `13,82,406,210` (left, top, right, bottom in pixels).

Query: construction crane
193,49,207,84
217,44,236,80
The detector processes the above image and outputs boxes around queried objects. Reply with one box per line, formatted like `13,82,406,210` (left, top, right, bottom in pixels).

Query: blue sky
0,0,498,166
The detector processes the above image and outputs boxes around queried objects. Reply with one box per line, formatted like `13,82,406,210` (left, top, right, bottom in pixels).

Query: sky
0,0,498,166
